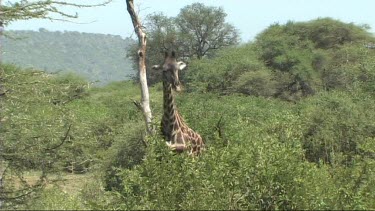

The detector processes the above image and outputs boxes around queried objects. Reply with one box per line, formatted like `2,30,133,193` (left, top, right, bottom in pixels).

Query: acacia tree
0,0,111,25
128,3,239,85
144,13,178,84
127,13,178,84
176,3,239,59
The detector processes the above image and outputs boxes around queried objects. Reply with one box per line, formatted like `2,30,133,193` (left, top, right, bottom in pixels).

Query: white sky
7,0,375,42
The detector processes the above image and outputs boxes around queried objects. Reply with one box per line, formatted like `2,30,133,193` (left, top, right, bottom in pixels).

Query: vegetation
1,17,375,210
2,29,136,85
175,3,240,59
187,18,375,101
128,3,239,85
0,63,145,208
0,0,111,26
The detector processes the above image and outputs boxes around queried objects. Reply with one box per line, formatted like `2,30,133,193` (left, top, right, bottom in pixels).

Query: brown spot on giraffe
152,51,205,155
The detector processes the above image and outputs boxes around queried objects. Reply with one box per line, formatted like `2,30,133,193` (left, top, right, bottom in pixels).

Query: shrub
298,91,375,165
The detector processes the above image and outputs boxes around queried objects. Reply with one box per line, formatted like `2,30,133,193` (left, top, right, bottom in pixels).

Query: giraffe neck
163,81,176,123
162,79,204,155
162,80,185,147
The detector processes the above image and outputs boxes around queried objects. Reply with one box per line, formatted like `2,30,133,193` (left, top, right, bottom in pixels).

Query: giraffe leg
167,142,185,153
166,142,177,152
166,141,173,147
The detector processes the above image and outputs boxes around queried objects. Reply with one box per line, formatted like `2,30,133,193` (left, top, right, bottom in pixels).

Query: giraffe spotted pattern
154,51,205,155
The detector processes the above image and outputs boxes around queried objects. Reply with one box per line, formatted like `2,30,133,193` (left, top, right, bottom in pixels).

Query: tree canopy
176,3,239,59
128,2,239,85
187,18,375,101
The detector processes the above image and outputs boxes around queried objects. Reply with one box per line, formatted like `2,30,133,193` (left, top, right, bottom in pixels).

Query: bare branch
0,0,112,25
131,99,142,111
44,124,72,151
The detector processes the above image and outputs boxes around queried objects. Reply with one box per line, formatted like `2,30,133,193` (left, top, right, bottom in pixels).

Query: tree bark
0,0,3,63
0,1,4,207
126,0,154,134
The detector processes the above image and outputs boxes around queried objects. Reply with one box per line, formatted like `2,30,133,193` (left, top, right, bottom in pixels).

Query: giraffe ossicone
152,51,205,155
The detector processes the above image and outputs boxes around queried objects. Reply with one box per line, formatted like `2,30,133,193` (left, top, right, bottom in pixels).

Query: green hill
2,28,136,85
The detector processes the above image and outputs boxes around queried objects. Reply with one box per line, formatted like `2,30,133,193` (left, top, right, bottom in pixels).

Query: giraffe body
154,51,204,155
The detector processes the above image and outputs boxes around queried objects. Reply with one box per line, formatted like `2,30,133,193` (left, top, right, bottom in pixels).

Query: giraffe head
152,51,186,92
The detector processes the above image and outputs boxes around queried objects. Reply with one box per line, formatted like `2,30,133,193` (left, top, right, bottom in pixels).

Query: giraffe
152,51,205,155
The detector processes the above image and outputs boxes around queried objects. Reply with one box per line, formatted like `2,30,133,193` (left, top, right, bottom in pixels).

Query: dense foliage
186,18,375,101
114,92,375,210
2,29,135,85
1,18,375,210
0,64,143,208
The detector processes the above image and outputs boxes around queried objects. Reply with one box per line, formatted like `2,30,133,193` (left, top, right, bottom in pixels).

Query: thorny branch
0,0,112,25
44,124,72,151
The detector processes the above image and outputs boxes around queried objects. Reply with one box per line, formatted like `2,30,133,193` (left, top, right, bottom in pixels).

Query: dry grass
13,171,92,195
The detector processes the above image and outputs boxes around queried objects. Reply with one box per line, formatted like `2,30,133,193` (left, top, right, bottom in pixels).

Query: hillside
1,29,136,85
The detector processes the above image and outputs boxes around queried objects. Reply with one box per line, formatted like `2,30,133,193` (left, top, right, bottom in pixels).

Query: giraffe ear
152,65,161,70
177,61,187,70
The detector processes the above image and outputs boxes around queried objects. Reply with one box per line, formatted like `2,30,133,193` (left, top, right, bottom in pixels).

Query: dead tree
126,0,154,134
0,1,4,208
0,0,3,63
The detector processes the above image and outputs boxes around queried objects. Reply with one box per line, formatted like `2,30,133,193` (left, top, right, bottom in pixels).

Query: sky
7,0,375,42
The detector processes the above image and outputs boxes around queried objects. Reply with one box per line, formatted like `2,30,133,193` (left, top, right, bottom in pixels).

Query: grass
12,172,94,210
20,171,92,195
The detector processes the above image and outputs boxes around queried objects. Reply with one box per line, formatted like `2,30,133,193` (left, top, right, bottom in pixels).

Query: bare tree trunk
0,0,4,207
0,0,3,63
126,0,154,134
0,161,5,208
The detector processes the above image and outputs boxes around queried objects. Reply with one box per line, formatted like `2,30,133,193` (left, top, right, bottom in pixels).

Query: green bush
106,90,375,210
0,65,143,206
103,124,146,192
231,70,276,97
186,44,268,94
115,127,351,210
25,188,86,210
186,18,375,100
298,91,375,165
